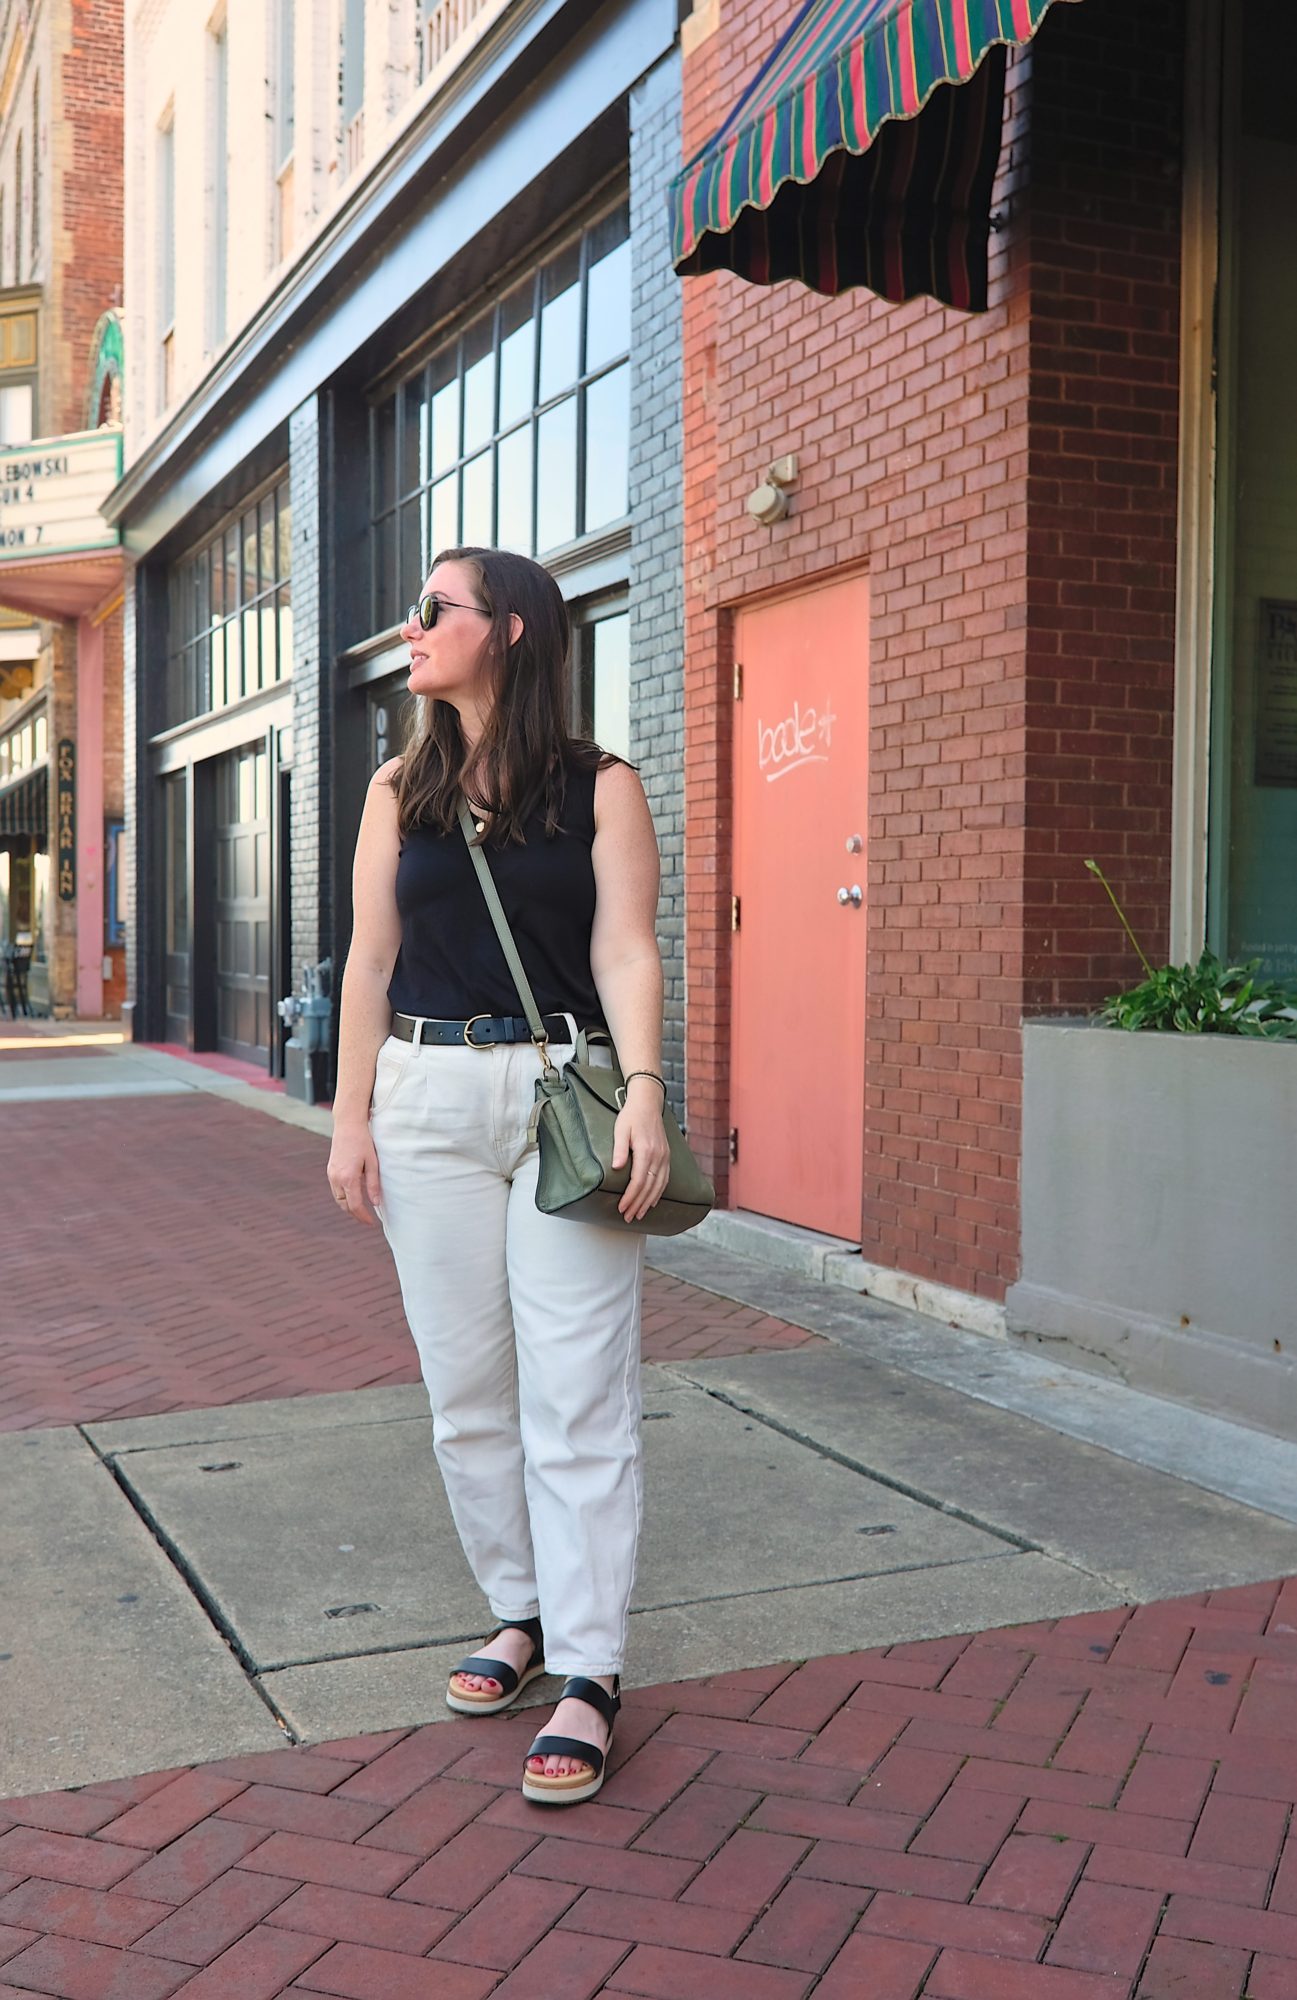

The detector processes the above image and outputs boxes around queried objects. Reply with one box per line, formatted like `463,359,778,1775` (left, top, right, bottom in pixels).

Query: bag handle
456,799,557,1072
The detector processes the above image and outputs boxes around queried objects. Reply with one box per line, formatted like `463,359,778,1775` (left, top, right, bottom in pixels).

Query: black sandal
521,1674,621,1805
445,1615,546,1715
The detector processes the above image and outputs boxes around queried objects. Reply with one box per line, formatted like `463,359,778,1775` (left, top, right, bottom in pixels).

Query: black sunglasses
406,594,491,630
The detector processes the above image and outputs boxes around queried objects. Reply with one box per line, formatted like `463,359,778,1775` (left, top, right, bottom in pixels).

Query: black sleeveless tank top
386,761,608,1028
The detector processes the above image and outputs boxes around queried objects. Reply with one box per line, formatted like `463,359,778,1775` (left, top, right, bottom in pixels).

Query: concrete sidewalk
3,1025,1296,1998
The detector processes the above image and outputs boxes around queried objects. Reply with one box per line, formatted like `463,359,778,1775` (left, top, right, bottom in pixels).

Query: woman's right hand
327,1120,384,1226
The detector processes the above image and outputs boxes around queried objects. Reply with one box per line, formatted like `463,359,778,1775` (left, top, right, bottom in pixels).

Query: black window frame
367,196,631,632
164,472,293,730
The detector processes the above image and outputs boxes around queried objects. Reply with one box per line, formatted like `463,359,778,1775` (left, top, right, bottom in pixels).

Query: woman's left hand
612,1082,671,1223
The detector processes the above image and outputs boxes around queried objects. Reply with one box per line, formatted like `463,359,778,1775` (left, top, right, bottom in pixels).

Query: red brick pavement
0,1089,821,1432
1,1583,1295,1997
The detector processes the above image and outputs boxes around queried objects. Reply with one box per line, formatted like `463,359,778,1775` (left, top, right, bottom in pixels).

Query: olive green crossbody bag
457,799,715,1236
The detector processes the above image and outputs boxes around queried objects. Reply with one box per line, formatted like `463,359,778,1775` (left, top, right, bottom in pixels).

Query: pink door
731,573,869,1240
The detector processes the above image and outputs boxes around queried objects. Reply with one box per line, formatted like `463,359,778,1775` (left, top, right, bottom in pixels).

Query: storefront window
30,848,48,964
105,820,126,946
165,476,292,728
575,603,630,761
1209,1,1297,980
369,200,630,626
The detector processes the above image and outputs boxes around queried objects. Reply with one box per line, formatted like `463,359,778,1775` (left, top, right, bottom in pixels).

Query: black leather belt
391,1011,574,1048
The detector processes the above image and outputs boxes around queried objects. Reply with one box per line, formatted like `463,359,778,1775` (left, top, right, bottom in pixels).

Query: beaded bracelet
623,1069,668,1097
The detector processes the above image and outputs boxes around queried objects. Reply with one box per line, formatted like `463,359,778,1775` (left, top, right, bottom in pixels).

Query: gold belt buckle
463,1013,494,1048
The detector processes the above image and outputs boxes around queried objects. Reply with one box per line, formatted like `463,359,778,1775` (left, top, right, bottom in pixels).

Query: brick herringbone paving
2,1585,1296,1997
0,1092,822,1432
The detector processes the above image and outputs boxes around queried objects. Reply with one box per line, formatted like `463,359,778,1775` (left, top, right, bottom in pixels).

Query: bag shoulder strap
456,798,547,1043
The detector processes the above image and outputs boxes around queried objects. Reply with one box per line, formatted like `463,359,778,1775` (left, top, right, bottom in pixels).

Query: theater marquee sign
0,429,123,559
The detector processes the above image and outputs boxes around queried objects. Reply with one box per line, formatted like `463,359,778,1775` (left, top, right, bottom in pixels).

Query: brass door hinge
733,661,743,700
731,894,741,931
729,1127,739,1164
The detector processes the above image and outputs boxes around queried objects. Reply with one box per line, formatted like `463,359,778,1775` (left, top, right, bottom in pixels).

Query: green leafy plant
1085,860,1297,1040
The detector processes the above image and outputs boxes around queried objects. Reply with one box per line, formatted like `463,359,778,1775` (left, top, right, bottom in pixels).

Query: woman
326,546,669,1806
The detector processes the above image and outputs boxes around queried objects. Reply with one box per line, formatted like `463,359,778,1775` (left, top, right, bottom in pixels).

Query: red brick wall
50,0,124,433
1021,0,1182,1012
681,0,1183,1301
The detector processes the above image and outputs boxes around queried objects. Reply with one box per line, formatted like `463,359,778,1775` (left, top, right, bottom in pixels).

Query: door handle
836,885,863,906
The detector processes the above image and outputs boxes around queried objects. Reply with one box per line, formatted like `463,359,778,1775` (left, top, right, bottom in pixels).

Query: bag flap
563,1061,626,1116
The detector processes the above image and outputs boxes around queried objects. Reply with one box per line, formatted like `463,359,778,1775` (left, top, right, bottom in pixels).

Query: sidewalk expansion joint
664,1368,1041,1555
81,1426,304,1746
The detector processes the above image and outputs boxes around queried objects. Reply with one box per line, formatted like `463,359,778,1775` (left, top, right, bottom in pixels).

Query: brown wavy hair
390,546,618,845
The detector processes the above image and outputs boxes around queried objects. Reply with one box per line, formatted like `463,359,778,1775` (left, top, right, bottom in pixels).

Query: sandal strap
525,1732,606,1779
451,1653,522,1693
559,1675,621,1727
451,1619,544,1692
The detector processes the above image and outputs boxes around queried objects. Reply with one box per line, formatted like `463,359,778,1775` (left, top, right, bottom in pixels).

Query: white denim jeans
369,1017,646,1678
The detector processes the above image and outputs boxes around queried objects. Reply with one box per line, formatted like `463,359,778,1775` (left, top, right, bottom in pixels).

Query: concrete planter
1006,1021,1297,1440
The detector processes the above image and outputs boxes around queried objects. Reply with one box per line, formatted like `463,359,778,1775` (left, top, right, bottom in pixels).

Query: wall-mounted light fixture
745,453,800,526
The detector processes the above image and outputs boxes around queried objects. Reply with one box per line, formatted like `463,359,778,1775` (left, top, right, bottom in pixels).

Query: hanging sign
56,737,75,900
1256,598,1297,788
0,429,123,560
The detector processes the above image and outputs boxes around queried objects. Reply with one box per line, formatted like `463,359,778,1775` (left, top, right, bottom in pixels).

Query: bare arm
589,759,670,1222
327,759,403,1221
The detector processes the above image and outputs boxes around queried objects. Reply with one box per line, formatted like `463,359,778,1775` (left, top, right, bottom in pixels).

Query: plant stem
1085,860,1154,977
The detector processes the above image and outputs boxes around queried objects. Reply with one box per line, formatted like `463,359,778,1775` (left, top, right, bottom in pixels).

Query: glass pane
536,396,577,551
498,282,535,430
583,363,629,532
242,512,258,605
461,449,492,549
592,611,631,760
225,618,242,704
539,240,581,402
462,313,495,456
585,208,630,374
193,634,211,714
430,349,459,478
373,397,396,515
259,495,275,592
430,473,458,559
496,425,533,555
277,587,293,681
224,525,240,615
277,484,292,582
1211,1,1297,982
209,542,224,620
211,625,227,709
260,604,278,685
242,606,259,695
400,498,423,606
398,374,427,498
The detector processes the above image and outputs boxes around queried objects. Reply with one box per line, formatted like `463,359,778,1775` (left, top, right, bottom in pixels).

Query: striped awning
0,765,47,842
668,0,1080,307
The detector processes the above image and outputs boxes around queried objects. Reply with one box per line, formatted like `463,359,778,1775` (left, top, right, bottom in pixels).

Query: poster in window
1255,598,1297,786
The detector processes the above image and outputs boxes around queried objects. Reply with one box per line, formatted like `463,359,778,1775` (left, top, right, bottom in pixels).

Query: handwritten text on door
756,700,837,782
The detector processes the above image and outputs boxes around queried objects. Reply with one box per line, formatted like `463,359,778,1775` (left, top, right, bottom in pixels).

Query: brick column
629,49,686,1119
288,394,330,986
1020,0,1183,1010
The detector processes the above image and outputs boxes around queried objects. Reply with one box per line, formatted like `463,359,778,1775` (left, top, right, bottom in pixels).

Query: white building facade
112,0,686,1084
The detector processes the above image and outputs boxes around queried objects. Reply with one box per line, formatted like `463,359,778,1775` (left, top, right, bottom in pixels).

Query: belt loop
412,1016,425,1049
